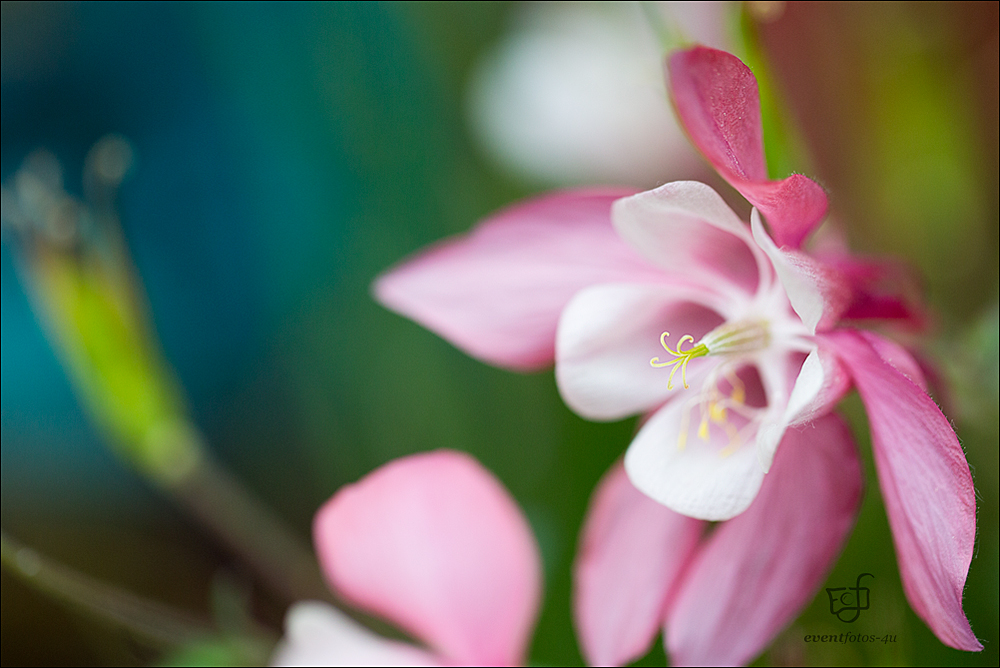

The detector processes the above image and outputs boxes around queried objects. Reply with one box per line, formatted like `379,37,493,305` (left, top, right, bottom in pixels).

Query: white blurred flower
467,1,733,188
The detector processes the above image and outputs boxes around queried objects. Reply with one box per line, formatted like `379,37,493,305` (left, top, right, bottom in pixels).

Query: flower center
651,320,772,453
650,333,707,390
650,319,770,389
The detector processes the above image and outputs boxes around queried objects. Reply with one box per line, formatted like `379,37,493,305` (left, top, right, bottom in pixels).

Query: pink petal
611,181,762,300
859,331,928,392
667,47,828,248
314,450,543,665
556,283,725,421
272,602,440,667
821,253,926,328
751,211,851,333
574,463,704,667
825,330,981,651
665,413,863,666
374,188,668,371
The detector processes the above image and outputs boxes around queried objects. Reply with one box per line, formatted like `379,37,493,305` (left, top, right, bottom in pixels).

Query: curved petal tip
667,46,827,247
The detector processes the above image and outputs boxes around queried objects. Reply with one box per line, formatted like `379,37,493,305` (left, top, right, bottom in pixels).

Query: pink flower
373,45,980,663
271,450,542,666
556,178,842,521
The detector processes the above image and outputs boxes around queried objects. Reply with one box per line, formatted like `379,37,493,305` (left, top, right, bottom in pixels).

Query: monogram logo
826,573,874,623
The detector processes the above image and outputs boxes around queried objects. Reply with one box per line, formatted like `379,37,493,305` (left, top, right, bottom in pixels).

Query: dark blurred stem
0,530,213,647
162,452,332,606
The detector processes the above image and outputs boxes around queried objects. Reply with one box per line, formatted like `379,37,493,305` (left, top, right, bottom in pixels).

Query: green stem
161,445,333,606
1,530,213,647
4,148,333,608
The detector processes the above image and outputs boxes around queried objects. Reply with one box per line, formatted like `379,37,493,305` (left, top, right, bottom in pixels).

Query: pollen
674,366,760,455
650,332,708,389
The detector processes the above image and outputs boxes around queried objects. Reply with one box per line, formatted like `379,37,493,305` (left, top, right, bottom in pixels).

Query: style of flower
373,45,979,663
271,450,542,666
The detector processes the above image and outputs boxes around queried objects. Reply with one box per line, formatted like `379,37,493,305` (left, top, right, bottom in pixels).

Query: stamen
724,367,746,405
650,332,708,389
697,415,709,441
676,395,694,450
673,364,764,455
659,321,771,455
701,320,770,356
719,418,759,458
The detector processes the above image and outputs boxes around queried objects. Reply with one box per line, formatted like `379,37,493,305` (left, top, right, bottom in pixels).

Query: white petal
624,398,766,521
272,602,439,667
755,349,823,472
751,210,849,333
556,284,724,420
612,182,764,300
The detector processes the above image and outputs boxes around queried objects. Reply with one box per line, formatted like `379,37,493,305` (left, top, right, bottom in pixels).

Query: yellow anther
717,421,743,458
677,401,693,451
650,332,709,389
724,367,746,405
698,416,709,441
709,401,727,423
718,442,739,458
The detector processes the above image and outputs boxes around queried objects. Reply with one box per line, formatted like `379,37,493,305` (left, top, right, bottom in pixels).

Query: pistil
650,319,770,389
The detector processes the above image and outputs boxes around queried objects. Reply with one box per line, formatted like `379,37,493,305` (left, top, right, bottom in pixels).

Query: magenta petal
826,330,981,651
314,450,543,665
821,253,927,327
859,331,928,392
374,188,666,371
575,463,703,667
667,47,828,247
665,414,862,667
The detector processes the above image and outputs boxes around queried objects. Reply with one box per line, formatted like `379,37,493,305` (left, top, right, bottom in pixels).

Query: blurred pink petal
665,413,862,666
574,463,703,667
314,450,543,665
374,188,668,371
822,253,926,327
272,602,440,667
667,46,828,248
825,330,981,651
